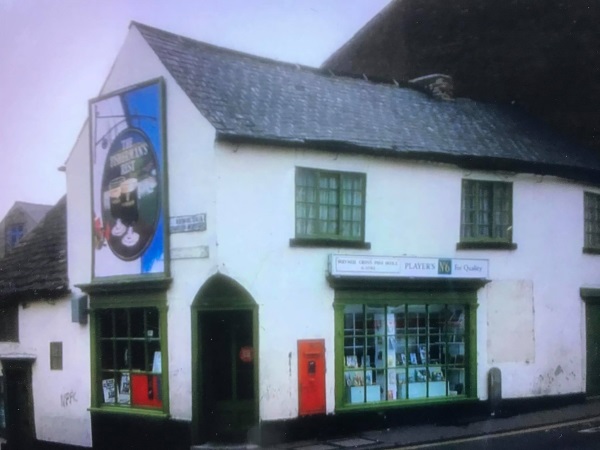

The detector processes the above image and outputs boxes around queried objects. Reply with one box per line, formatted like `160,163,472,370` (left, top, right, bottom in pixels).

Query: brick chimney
408,74,454,100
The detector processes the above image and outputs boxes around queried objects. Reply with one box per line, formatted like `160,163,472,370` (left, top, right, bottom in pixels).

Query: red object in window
239,346,253,363
298,339,326,416
131,374,162,408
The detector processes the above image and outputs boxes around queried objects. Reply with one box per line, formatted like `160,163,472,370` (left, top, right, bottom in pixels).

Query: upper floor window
5,223,25,253
293,168,367,247
584,192,600,253
459,180,515,249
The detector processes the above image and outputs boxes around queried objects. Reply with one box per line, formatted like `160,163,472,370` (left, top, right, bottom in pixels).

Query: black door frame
582,289,600,397
1,357,36,450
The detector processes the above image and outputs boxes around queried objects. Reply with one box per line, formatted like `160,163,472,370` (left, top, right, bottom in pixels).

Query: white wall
211,142,600,419
65,23,600,429
0,298,91,447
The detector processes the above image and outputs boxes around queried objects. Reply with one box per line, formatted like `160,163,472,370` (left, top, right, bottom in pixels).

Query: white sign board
169,214,206,233
329,254,488,279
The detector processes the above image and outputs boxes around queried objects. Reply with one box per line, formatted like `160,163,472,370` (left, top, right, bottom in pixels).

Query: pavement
262,398,600,450
3,399,600,449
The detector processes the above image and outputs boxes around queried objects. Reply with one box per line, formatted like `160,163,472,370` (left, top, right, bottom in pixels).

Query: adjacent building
61,22,600,449
0,201,53,259
0,197,92,450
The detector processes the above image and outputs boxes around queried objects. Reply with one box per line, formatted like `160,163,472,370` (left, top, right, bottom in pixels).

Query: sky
0,0,390,219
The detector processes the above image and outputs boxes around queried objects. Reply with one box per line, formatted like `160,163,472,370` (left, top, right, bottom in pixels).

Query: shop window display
96,307,163,409
343,304,467,404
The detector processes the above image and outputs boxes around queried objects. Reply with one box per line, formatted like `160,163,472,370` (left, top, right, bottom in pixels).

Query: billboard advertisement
90,80,166,278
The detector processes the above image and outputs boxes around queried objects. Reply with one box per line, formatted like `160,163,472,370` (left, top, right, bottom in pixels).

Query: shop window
94,307,164,410
584,192,600,254
0,304,18,342
293,168,367,247
341,303,470,405
5,223,25,253
459,180,515,249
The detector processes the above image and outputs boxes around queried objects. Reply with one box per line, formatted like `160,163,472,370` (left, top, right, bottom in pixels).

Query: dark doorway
2,359,36,450
200,309,255,442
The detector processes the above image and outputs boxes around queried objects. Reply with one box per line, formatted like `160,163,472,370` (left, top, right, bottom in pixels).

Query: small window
294,168,366,244
584,192,600,253
5,223,25,253
0,304,18,342
50,342,63,370
94,307,164,410
459,180,514,249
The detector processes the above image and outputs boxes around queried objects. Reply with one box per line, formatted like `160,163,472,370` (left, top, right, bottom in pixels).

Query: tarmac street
269,398,600,450
407,418,600,449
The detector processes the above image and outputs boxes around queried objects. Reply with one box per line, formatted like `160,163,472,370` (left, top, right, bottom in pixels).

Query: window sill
583,247,600,255
88,406,168,419
290,238,371,249
456,241,517,250
336,395,477,413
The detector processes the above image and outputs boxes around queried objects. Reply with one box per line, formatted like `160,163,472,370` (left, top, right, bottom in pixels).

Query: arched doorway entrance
191,274,258,444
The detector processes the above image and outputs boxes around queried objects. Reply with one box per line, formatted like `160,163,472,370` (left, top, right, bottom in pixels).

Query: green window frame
90,294,168,415
459,179,514,249
294,167,366,244
584,192,600,254
335,292,477,410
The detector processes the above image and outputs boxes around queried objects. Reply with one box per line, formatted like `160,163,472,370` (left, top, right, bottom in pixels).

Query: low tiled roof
0,196,68,302
134,22,600,182
1,201,53,225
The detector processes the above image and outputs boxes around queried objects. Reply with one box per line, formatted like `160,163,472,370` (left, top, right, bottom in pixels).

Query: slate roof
4,201,53,224
134,22,600,182
0,196,69,302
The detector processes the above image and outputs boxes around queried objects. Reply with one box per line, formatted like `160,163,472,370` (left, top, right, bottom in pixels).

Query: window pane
130,308,144,337
461,180,512,242
99,309,113,338
100,341,115,370
116,340,130,370
114,310,128,338
295,168,364,240
585,192,600,249
146,308,159,338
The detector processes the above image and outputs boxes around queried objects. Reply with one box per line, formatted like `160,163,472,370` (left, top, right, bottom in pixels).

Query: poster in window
90,80,167,278
152,351,162,373
102,378,116,403
118,373,131,404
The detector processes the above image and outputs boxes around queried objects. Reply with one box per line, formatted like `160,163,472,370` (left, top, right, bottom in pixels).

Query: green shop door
586,302,600,396
200,309,256,441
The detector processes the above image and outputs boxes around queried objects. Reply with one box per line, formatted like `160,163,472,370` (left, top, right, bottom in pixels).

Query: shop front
328,255,488,412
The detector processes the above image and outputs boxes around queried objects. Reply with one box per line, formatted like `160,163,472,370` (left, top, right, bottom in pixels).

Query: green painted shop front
328,254,488,413
191,274,259,444
334,289,479,411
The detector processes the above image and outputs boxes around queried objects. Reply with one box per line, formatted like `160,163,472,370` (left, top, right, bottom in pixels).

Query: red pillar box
298,339,326,416
131,374,162,408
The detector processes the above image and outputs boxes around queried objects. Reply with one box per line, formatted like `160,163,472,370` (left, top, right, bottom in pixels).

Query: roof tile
133,22,600,180
0,196,68,302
